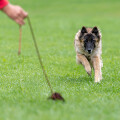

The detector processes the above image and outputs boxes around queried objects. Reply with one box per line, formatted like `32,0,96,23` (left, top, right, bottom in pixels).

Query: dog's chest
85,55,91,61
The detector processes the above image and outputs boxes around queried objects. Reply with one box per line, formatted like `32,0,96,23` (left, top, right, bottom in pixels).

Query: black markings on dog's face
84,34,96,54
79,26,101,54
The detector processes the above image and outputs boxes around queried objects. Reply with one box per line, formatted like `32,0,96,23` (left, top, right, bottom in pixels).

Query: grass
0,0,120,120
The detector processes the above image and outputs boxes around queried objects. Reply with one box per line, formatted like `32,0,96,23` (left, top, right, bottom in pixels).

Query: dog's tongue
49,92,65,101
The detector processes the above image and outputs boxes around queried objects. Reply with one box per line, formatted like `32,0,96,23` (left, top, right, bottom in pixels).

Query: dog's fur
74,26,103,83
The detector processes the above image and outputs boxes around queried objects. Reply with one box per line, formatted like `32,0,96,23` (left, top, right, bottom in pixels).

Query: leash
18,26,22,55
27,16,53,94
18,16,64,101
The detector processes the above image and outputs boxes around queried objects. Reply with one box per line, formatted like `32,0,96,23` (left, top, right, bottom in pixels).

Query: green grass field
0,0,120,120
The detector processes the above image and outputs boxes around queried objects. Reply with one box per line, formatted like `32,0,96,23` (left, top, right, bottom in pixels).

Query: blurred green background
0,0,120,120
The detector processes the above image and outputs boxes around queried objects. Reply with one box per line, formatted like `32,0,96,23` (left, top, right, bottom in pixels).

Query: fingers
15,17,25,26
20,10,28,19
16,13,28,25
16,8,28,25
19,7,28,19
16,12,28,25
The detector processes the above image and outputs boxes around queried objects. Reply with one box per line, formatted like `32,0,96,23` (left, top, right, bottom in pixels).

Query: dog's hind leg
76,54,91,76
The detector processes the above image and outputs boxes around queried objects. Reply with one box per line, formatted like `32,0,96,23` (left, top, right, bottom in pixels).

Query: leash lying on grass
18,16,65,101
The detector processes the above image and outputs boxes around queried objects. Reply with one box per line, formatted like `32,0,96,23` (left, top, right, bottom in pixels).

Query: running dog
74,26,103,83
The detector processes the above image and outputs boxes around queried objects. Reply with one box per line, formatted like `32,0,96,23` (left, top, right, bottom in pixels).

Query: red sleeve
0,0,9,9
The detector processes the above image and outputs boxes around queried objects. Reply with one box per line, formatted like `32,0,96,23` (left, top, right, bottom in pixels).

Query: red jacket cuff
0,0,9,9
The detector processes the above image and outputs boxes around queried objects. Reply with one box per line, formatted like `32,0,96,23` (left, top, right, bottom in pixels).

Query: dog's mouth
84,49,93,54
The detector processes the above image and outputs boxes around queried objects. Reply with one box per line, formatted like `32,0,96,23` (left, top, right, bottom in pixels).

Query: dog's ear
92,26,100,39
92,26,99,34
81,26,87,34
79,26,87,40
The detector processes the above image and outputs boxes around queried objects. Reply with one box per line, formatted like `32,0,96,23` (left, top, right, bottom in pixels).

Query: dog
74,26,103,83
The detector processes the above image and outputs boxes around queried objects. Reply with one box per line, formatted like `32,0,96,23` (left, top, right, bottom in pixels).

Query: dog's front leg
92,56,101,83
76,54,91,76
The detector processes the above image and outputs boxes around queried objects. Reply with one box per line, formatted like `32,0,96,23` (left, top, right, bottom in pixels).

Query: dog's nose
88,50,91,54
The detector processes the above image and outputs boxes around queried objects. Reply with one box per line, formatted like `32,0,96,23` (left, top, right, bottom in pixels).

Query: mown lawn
0,0,120,120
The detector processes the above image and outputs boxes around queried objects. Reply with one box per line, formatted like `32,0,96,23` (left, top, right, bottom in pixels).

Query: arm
0,0,28,25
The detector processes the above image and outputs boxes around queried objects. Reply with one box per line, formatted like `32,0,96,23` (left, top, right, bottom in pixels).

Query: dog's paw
95,77,100,83
87,71,92,76
85,66,91,76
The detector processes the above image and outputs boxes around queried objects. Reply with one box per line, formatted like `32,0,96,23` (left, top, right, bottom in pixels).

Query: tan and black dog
74,26,103,83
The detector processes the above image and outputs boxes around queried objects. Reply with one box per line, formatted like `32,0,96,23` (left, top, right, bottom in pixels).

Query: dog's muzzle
88,50,92,54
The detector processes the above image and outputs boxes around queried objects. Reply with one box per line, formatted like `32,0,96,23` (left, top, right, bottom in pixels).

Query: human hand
2,4,28,25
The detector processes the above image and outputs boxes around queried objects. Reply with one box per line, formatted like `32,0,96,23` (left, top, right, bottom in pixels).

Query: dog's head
79,26,101,54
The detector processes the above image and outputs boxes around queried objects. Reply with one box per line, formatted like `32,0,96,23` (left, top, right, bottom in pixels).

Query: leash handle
27,16,53,94
18,26,22,55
